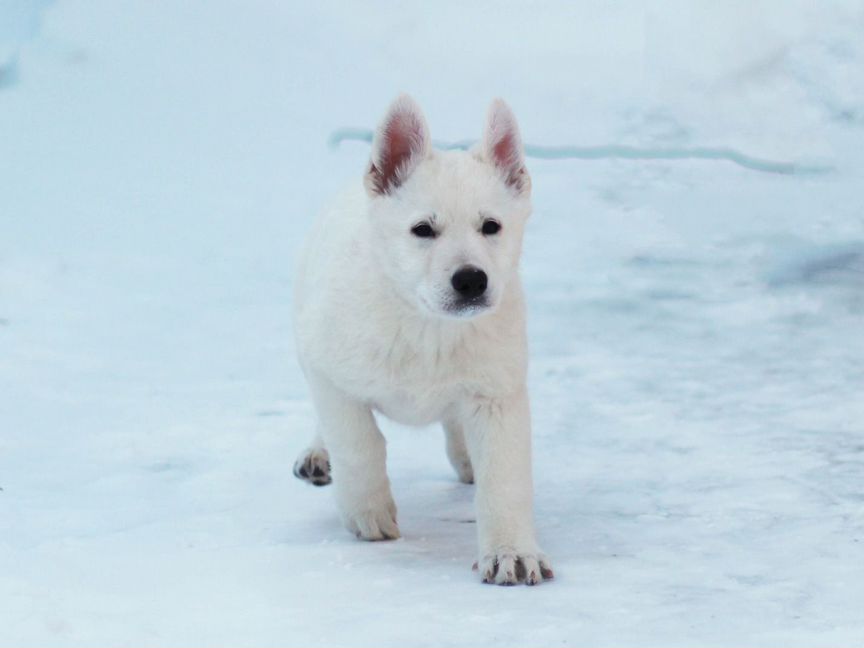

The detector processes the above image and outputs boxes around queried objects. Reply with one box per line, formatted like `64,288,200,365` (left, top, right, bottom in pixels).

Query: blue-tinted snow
1,1,863,646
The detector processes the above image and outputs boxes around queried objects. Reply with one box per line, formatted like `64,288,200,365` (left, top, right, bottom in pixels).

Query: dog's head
364,95,531,320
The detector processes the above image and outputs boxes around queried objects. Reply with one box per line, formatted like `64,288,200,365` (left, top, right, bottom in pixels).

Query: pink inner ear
492,130,526,191
369,112,423,195
493,130,518,167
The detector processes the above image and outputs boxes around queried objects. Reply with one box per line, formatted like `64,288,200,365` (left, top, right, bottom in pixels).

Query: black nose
451,266,488,299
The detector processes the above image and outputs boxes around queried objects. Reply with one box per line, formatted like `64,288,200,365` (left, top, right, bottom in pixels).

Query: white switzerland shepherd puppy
292,94,553,585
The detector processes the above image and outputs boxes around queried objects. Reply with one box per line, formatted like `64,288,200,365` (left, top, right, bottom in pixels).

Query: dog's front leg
461,389,553,585
307,371,399,540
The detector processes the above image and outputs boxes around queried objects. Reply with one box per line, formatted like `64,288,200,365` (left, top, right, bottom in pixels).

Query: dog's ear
365,94,431,197
481,98,530,194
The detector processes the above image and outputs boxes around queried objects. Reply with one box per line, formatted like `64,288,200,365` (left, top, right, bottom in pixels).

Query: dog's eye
481,219,501,235
411,223,436,239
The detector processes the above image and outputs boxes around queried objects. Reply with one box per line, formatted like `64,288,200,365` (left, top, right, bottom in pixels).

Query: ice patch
0,0,53,86
767,242,864,287
329,127,835,175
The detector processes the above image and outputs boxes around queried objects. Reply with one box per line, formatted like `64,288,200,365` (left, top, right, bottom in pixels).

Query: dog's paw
474,548,554,586
293,447,332,486
341,492,400,541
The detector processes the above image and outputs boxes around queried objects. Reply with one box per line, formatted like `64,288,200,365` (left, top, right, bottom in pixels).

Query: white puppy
292,95,553,585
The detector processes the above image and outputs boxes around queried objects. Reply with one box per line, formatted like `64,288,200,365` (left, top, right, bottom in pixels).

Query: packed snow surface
1,1,863,646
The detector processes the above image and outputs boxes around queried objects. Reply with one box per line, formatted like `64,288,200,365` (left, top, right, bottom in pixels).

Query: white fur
292,95,553,585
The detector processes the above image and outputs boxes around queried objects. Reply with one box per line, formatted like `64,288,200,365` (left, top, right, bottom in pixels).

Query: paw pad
477,550,554,586
293,450,332,486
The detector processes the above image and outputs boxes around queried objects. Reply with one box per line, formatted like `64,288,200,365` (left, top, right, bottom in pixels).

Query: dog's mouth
417,292,494,320
442,296,491,318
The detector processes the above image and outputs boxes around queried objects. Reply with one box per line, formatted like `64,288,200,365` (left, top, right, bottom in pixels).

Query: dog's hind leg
444,421,474,484
293,433,332,486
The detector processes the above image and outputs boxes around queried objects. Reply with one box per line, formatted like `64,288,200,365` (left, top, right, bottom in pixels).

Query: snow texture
1,1,863,646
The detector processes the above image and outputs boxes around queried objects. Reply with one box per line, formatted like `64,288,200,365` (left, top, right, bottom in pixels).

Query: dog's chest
371,387,455,426
364,334,475,425
299,291,525,425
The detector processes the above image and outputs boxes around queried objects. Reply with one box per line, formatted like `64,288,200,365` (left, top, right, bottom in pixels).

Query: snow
1,1,863,645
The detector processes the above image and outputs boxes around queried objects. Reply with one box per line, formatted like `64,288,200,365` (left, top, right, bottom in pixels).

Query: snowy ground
2,1,864,646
